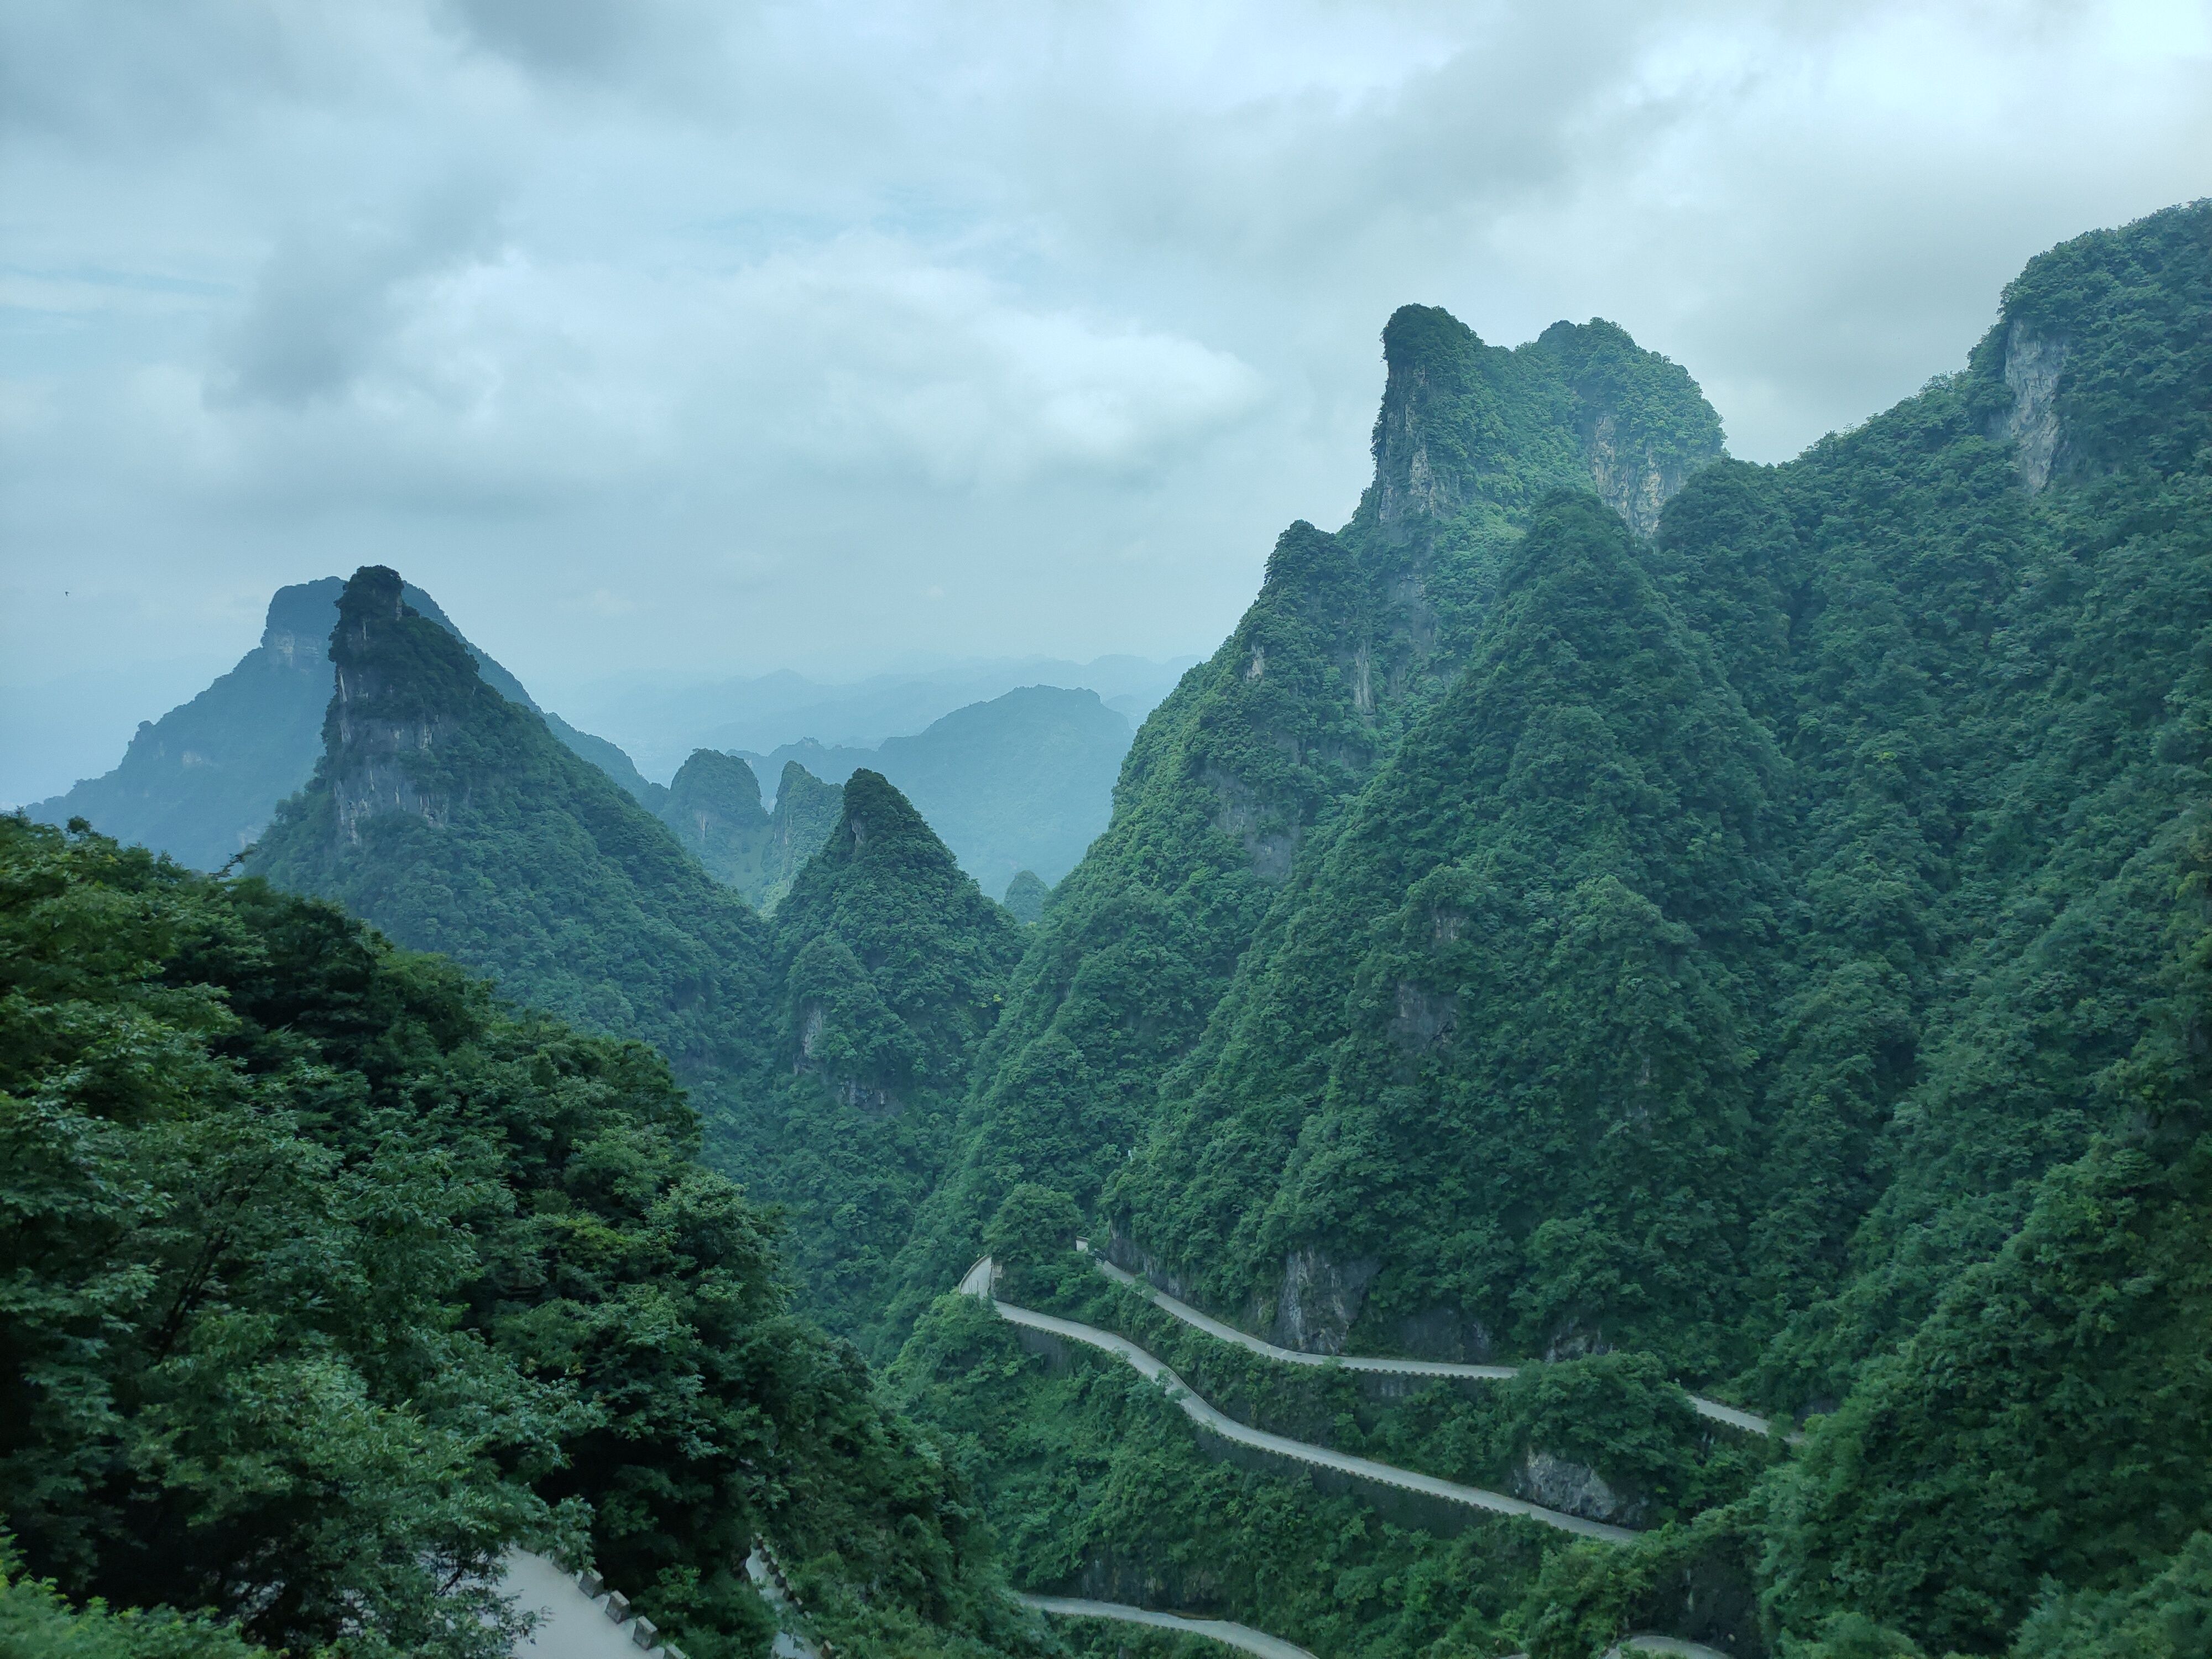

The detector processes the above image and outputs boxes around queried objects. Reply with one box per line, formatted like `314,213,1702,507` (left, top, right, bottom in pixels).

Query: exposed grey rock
1270,1248,1380,1355
2000,317,2069,491
1517,1448,1640,1525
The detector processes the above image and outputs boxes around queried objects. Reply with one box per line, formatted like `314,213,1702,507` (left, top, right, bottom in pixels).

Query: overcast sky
4,0,2210,801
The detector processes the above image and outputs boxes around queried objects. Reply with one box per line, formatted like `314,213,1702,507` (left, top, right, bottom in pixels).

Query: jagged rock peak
323,564,498,844
1365,302,1724,541
259,576,346,669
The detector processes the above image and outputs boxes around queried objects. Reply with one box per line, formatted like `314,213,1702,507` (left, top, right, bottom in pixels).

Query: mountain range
24,575,656,871
9,200,2211,1659
739,684,1135,891
564,653,1197,780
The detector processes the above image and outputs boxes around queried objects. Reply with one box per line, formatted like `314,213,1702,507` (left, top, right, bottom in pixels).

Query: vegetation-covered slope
882,200,2212,1659
249,567,774,1107
884,306,1726,1337
654,748,840,912
1108,492,1787,1376
32,577,660,870
0,816,1031,1659
747,770,1026,1348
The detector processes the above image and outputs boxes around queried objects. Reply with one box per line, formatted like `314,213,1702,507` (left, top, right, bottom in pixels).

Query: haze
4,0,2209,804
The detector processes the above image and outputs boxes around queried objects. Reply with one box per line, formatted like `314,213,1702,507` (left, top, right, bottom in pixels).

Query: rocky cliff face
324,566,465,846
1997,317,2069,491
1363,307,1724,546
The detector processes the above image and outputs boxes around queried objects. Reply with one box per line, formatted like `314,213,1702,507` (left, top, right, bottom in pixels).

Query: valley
7,199,2211,1659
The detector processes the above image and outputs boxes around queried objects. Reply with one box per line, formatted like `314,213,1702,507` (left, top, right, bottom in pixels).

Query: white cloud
2,0,2210,799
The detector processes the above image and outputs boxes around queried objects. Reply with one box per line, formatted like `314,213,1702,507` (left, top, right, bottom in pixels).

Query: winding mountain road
1021,1595,1319,1658
1076,1246,1781,1439
961,1257,1634,1543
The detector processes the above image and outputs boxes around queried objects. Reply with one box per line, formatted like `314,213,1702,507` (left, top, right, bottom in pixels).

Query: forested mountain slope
249,567,774,1115
743,770,1026,1348
1108,492,1788,1378
655,747,838,911
889,200,2212,1659
884,308,1726,1335
0,816,1034,1659
31,576,659,870
1104,201,2212,1392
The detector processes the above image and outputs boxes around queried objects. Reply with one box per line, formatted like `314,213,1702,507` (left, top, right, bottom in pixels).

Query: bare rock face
1270,1247,1381,1355
1516,1449,1641,1526
327,567,456,846
1102,1223,1207,1306
1391,980,1458,1052
1076,1550,1225,1614
1371,362,1462,533
1585,410,1696,538
2000,317,2070,491
1204,765,1300,883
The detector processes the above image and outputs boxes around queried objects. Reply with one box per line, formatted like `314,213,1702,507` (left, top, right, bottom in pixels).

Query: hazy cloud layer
4,0,2209,800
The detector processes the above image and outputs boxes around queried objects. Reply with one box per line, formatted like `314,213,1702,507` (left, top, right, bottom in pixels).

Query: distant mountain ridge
566,653,1196,780
28,575,654,869
739,684,1136,890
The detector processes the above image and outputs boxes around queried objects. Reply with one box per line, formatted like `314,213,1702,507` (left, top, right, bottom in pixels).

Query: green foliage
889,309,1726,1346
0,815,1026,1659
737,771,1026,1349
654,750,842,913
1002,871,1049,925
250,566,775,1117
887,1294,1563,1659
657,747,775,895
0,1538,265,1659
31,577,658,873
758,762,844,914
1111,492,1784,1374
2010,1533,2212,1659
886,201,2212,1659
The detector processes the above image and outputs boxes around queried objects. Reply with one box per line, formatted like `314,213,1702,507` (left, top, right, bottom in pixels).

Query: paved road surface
1023,1594,1318,1658
500,1550,662,1659
1077,1247,1780,1439
963,1264,1635,1543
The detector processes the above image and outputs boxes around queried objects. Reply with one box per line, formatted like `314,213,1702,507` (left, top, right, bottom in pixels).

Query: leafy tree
0,815,1030,1659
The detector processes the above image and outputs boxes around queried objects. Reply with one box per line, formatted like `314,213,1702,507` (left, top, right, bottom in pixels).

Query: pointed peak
1380,304,1481,373
836,768,935,852
667,748,767,830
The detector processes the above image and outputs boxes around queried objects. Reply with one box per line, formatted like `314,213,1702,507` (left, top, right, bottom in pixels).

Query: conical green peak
831,767,941,861
667,748,766,825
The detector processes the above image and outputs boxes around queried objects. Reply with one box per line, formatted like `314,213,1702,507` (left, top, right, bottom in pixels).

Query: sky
4,0,2211,802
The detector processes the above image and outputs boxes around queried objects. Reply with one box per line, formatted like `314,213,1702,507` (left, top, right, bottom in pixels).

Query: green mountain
737,770,1026,1348
1109,491,1787,1376
1001,870,1048,924
30,577,660,871
249,567,772,1107
742,684,1136,893
654,749,840,912
885,201,2212,1659
884,307,1726,1333
0,813,1030,1659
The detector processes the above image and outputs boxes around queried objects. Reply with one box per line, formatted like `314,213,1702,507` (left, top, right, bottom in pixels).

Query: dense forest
7,200,2209,1659
0,816,1032,1658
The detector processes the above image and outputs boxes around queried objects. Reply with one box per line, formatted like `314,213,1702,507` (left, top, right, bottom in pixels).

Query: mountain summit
252,566,772,1091
31,573,655,868
885,305,1726,1333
